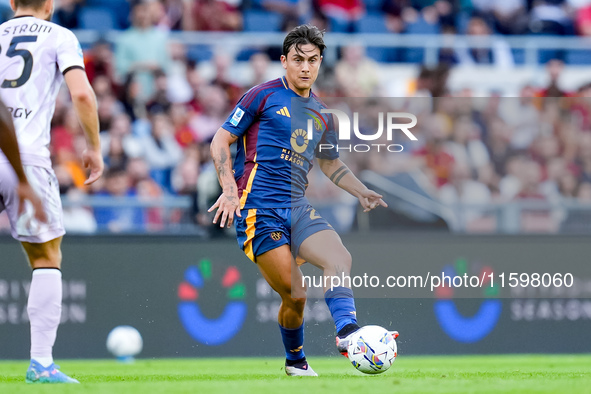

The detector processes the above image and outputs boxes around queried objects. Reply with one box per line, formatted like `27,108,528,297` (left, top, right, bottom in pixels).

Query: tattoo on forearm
334,169,351,186
214,149,239,200
229,133,238,142
329,165,347,182
216,149,228,177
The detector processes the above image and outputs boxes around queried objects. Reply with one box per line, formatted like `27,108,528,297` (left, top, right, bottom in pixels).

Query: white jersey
0,16,85,169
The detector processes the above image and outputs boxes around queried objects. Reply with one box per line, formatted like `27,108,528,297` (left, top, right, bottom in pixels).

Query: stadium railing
361,170,591,235
59,195,206,235
62,195,192,209
48,190,591,235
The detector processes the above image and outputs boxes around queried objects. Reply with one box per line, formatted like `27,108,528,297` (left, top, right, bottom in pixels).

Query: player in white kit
0,0,103,383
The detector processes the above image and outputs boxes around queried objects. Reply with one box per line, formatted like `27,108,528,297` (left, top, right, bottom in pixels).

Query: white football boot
285,360,318,377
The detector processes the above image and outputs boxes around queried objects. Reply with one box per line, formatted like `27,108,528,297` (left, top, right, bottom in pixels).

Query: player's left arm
58,29,103,185
64,69,104,185
317,158,388,213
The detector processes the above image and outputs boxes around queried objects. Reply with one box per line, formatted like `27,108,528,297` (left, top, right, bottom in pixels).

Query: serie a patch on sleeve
230,108,245,126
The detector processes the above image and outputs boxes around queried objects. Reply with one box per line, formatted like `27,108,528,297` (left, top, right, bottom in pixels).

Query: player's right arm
208,85,266,227
64,69,104,185
208,128,241,228
0,101,47,222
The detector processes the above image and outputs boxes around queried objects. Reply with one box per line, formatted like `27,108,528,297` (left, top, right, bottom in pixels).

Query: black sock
285,356,307,367
337,323,361,338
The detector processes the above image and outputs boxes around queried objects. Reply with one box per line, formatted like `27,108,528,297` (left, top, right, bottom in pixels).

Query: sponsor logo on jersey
290,129,308,154
276,106,290,117
230,108,245,126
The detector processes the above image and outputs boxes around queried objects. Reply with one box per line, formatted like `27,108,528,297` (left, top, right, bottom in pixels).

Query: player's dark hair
282,25,326,57
14,0,47,9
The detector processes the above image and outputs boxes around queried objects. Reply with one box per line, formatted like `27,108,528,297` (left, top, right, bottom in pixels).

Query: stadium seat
79,7,115,32
538,49,564,64
369,47,406,63
366,47,391,62
187,45,214,62
236,48,260,62
150,169,173,193
86,0,123,6
246,0,266,10
403,48,424,63
355,13,389,34
564,50,591,65
401,17,440,63
511,49,525,65
328,17,352,33
84,0,130,29
243,10,282,32
405,17,440,35
363,0,384,12
349,13,395,62
455,12,471,35
0,4,12,24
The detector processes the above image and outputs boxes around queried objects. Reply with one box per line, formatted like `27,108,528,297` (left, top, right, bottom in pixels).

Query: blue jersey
221,77,338,209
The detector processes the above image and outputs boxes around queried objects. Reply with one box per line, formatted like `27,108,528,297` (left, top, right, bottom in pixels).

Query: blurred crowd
44,1,268,234
26,0,591,38
332,89,591,233
316,57,591,233
48,16,591,234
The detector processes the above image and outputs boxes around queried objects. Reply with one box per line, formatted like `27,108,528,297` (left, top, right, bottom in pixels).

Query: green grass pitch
1,355,590,393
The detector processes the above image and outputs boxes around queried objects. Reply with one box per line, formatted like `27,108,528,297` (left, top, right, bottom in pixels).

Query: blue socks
324,286,358,333
279,323,305,361
279,286,358,360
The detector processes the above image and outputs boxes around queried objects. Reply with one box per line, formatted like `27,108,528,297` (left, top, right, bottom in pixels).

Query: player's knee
292,297,306,311
343,249,352,269
279,284,307,301
284,295,307,311
28,247,62,269
332,248,352,274
301,280,308,293
278,281,307,308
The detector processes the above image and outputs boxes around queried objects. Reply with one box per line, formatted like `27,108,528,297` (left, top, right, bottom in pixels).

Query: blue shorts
235,204,334,263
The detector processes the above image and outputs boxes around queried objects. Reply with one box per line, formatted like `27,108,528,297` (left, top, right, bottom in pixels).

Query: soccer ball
347,325,397,374
106,326,143,361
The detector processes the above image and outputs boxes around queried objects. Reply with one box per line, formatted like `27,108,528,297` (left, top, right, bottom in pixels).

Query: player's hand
82,148,104,185
358,188,388,213
17,181,48,223
208,192,242,228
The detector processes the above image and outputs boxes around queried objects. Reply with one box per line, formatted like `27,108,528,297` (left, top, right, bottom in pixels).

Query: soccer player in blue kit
209,25,396,376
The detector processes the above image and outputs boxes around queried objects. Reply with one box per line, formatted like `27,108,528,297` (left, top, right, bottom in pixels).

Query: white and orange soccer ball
347,325,398,374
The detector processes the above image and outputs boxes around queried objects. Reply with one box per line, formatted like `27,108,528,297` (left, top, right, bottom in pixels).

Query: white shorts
0,164,65,243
